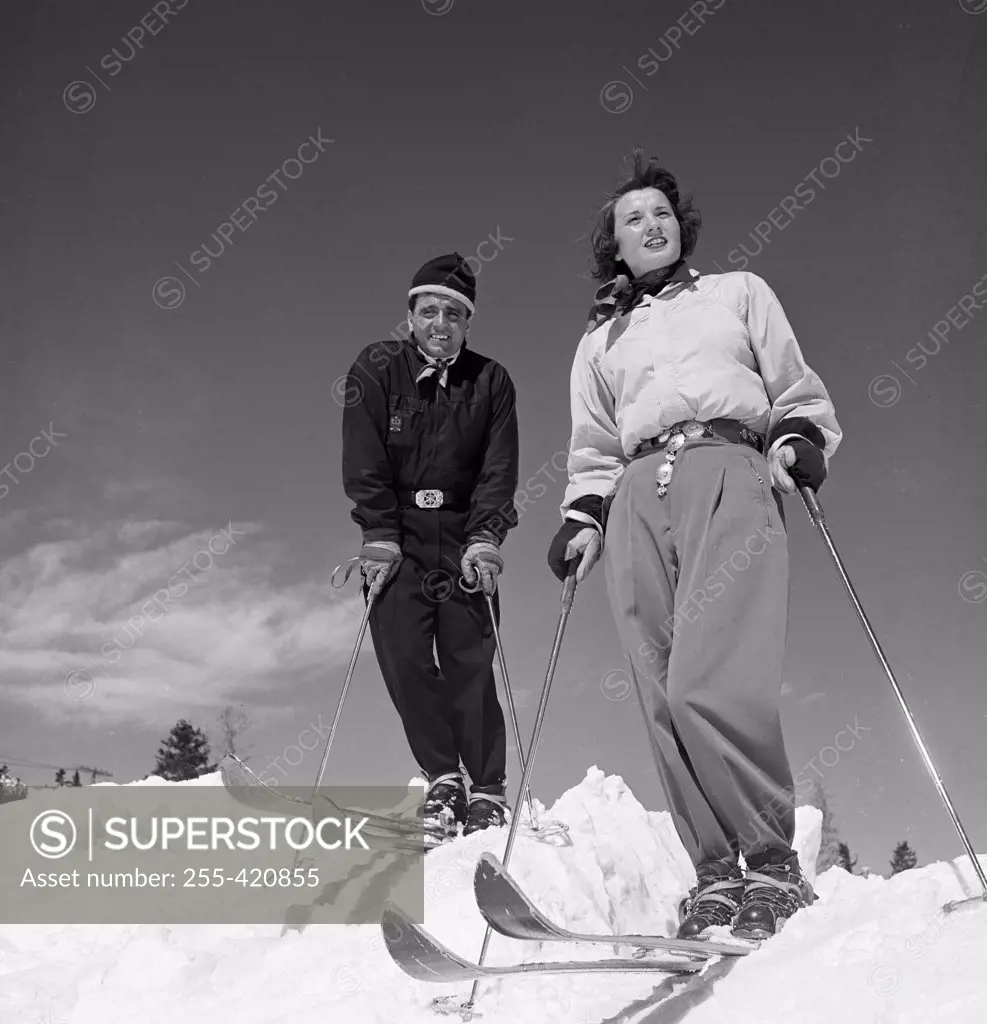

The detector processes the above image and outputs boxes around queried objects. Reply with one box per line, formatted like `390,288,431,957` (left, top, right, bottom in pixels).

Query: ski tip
473,852,504,892
380,901,414,947
474,852,499,879
380,901,439,975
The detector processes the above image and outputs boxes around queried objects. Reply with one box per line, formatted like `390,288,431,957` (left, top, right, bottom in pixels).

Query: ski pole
461,564,579,1019
800,485,987,913
458,575,540,832
276,562,379,916
310,570,376,797
485,590,542,834
502,563,576,867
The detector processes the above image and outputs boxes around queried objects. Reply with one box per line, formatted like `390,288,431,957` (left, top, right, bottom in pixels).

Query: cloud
103,479,171,504
781,681,794,697
0,516,365,729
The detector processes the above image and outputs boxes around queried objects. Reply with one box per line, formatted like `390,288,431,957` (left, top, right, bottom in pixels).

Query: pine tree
837,841,858,873
797,781,844,873
54,768,66,786
71,769,81,787
889,840,918,875
153,719,217,782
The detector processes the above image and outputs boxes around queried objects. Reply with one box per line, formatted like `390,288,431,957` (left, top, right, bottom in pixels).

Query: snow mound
2,765,985,1023
90,771,226,787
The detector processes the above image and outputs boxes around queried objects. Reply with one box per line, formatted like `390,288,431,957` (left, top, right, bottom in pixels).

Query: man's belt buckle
415,489,444,509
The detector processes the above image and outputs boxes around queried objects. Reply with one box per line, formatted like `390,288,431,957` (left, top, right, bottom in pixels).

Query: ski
380,903,705,983
473,853,754,959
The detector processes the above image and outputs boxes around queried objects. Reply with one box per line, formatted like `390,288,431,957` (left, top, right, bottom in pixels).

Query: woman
547,151,842,941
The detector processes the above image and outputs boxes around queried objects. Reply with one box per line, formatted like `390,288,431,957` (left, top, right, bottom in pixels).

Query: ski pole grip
561,562,577,610
800,485,825,528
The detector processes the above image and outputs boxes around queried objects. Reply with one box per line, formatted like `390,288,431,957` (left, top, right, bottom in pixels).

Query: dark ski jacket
341,339,520,548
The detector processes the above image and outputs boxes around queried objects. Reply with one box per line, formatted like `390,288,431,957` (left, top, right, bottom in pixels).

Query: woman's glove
547,522,601,583
768,438,827,493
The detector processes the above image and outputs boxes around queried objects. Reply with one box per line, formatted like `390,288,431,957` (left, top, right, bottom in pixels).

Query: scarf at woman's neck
585,257,687,332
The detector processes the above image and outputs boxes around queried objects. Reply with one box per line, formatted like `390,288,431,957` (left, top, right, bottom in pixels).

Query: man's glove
768,438,827,494
461,539,504,596
359,541,402,597
547,521,602,584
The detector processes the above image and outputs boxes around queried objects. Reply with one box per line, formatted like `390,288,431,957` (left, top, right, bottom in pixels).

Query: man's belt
399,489,468,510
633,419,765,500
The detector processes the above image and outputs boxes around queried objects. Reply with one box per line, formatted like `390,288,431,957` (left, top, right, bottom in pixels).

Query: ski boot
423,773,468,847
676,860,746,940
731,852,817,940
463,793,509,835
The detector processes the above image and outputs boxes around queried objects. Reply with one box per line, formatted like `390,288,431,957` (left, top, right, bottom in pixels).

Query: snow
3,765,986,1023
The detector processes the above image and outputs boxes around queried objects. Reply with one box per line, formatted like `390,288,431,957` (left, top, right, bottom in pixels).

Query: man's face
613,187,682,278
408,293,470,358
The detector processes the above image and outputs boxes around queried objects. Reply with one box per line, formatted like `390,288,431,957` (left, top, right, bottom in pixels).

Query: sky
1,0,986,875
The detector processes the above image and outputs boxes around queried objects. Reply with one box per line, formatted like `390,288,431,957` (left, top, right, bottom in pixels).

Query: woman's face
613,187,681,278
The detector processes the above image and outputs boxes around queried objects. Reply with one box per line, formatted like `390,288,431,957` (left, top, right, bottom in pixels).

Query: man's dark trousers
368,505,507,796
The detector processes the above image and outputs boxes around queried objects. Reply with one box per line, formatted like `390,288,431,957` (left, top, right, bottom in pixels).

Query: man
341,252,520,841
547,152,842,940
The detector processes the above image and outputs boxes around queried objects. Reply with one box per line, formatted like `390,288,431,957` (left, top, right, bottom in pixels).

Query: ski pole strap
331,555,362,589
459,574,482,594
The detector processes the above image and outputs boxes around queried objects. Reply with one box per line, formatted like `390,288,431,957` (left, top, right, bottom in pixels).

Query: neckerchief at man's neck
414,344,462,389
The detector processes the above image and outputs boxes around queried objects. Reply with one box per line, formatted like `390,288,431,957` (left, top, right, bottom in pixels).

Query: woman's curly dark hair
589,150,702,283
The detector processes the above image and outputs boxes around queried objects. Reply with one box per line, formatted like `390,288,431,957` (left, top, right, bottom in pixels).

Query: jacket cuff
565,495,604,526
362,527,402,546
361,540,401,560
467,530,500,547
464,540,504,570
564,495,605,544
767,416,826,451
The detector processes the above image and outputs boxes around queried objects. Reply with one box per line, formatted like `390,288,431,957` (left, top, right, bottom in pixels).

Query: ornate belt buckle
656,450,676,497
415,489,443,508
656,422,706,498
